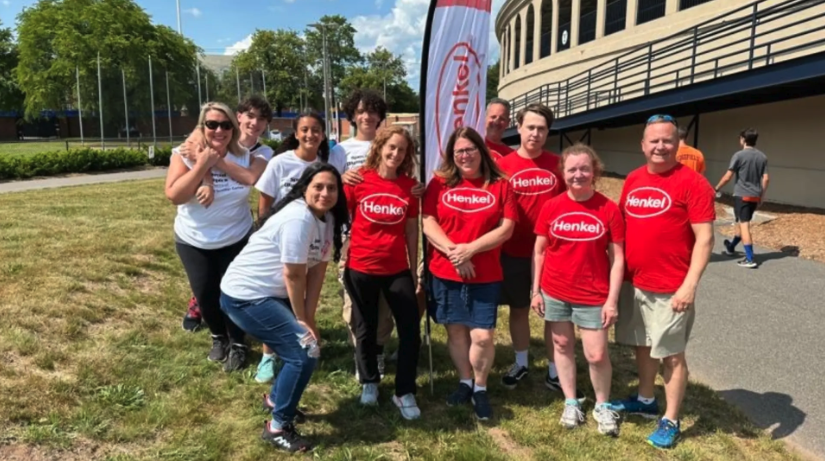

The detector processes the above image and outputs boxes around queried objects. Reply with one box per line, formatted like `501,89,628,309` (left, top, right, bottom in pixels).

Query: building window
605,0,627,35
540,0,553,58
637,0,666,25
558,0,572,52
526,6,535,65
680,0,714,10
514,16,522,69
579,0,598,45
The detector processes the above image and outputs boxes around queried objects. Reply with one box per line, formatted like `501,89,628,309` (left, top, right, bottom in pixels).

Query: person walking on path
714,128,770,268
484,98,516,160
165,102,267,371
220,163,348,453
530,144,624,435
422,127,517,421
675,127,705,175
343,126,422,419
611,114,715,449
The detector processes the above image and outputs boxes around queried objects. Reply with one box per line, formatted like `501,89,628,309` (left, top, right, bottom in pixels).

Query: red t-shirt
620,164,716,293
486,139,515,158
423,175,518,283
496,151,566,258
535,192,625,306
345,170,419,275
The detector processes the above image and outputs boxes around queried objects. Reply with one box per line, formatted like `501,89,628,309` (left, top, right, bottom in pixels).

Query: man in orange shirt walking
675,128,705,175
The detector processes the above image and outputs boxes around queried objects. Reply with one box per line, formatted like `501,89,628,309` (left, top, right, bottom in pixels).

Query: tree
487,61,500,103
304,15,362,103
16,0,200,133
0,20,23,111
340,47,418,113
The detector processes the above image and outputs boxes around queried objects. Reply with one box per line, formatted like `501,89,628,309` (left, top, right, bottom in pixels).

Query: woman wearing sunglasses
165,102,266,371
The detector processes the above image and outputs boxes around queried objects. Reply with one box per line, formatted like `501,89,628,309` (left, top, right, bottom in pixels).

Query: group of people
164,89,733,453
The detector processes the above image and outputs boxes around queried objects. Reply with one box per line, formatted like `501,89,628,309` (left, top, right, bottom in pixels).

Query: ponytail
318,138,330,163
274,133,298,156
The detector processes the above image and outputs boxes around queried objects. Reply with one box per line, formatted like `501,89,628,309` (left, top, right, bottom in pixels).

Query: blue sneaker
608,395,659,419
255,355,276,383
647,418,680,449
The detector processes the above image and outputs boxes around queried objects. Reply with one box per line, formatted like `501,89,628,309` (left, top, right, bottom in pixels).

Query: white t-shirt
221,199,335,300
339,138,372,171
254,146,347,202
249,142,274,162
173,149,254,249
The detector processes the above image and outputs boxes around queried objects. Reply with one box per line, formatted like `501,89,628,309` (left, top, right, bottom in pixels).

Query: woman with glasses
422,126,517,421
165,102,266,370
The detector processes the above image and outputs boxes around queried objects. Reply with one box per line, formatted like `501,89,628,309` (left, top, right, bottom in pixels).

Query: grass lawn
0,140,178,157
0,179,797,461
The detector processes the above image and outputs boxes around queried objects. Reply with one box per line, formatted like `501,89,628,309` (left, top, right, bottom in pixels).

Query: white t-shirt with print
221,199,334,300
339,138,371,172
173,149,254,249
254,146,347,202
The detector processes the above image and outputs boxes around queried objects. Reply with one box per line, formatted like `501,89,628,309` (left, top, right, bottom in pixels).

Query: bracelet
530,292,541,298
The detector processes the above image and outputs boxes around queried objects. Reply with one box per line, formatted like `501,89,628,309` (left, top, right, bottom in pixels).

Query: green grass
0,140,178,157
0,180,798,460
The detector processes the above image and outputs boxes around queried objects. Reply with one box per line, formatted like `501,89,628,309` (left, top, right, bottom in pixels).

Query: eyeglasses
204,120,234,131
454,146,479,157
646,114,677,126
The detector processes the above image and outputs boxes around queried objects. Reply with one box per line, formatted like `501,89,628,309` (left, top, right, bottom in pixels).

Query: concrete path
0,168,167,194
691,230,825,459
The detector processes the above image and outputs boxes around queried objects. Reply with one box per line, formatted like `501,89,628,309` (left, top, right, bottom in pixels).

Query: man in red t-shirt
611,115,715,449
484,98,516,161
496,103,572,396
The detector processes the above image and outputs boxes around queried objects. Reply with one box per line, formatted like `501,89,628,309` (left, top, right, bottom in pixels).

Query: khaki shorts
339,238,394,347
615,282,695,359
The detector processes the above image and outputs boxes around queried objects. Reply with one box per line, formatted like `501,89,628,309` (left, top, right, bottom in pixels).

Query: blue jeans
220,292,317,426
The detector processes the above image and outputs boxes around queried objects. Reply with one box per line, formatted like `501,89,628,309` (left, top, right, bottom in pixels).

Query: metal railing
507,0,825,125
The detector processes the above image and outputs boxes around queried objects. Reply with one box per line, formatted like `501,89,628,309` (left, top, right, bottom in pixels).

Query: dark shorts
734,196,758,223
500,253,531,309
427,275,501,330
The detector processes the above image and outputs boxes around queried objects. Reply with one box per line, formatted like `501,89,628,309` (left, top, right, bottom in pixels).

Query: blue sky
1,0,504,88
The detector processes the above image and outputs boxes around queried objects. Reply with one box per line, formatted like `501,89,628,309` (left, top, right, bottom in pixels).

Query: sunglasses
646,114,677,126
204,120,234,131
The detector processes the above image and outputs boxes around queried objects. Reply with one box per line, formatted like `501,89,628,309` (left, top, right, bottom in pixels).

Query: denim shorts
427,275,501,330
542,291,604,330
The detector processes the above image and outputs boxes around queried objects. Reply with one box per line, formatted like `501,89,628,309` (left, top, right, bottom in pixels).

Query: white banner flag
420,0,490,185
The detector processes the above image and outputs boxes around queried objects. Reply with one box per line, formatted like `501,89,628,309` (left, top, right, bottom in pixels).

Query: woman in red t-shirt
530,144,625,435
422,126,517,421
343,126,422,420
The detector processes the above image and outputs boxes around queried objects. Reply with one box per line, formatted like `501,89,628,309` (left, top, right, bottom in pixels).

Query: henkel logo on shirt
624,187,672,218
442,187,496,213
509,168,558,195
360,193,408,225
550,212,606,242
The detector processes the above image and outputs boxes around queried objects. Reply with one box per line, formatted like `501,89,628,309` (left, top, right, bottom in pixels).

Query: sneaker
608,395,659,419
446,382,473,407
393,393,421,420
544,374,587,403
224,343,248,372
260,422,312,453
593,404,621,436
501,363,528,389
377,353,386,379
647,418,681,449
354,354,360,382
722,239,737,257
560,403,585,429
208,335,229,362
261,394,306,424
255,355,276,383
471,390,493,420
181,296,202,332
361,383,379,406
737,258,757,268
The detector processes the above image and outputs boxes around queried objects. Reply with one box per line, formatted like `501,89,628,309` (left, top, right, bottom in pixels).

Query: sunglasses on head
646,114,677,126
204,120,233,131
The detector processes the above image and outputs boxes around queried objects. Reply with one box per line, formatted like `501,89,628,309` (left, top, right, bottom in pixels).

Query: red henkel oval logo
550,212,606,242
510,168,558,195
360,193,408,225
442,188,496,213
435,42,483,157
624,187,672,218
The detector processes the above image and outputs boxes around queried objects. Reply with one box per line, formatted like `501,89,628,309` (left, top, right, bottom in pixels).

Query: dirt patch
0,442,106,461
488,427,534,460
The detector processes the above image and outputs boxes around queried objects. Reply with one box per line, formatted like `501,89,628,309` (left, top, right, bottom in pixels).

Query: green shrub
260,138,281,151
0,147,150,180
146,146,172,167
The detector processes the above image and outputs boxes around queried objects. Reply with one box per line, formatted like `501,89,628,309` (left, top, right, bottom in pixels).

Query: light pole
176,0,182,34
309,22,339,136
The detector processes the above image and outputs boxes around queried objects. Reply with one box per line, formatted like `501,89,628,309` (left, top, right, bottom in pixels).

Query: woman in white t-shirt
165,102,266,371
220,162,349,454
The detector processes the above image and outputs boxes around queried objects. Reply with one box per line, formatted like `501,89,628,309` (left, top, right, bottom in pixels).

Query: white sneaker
393,393,421,420
361,383,379,406
593,404,621,436
354,354,360,382
560,403,585,429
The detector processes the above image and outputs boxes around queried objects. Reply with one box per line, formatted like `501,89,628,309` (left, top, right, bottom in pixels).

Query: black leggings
176,237,248,344
344,267,421,397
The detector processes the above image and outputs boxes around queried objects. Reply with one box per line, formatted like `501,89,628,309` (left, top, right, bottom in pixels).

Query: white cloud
375,0,384,8
1,1,11,7
183,7,202,18
352,0,506,89
224,34,252,55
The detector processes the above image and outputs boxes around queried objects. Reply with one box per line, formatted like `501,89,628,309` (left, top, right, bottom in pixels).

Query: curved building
495,0,825,208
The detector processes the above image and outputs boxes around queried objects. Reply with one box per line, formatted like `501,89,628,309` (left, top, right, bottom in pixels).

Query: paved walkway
0,168,167,194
